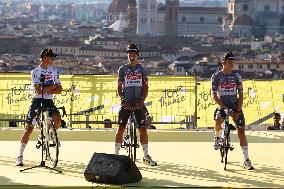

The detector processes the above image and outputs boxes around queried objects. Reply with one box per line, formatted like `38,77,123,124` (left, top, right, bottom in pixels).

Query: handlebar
57,107,67,117
43,106,67,117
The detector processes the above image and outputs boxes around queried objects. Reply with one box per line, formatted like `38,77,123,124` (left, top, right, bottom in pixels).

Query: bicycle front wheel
45,123,59,168
132,122,137,162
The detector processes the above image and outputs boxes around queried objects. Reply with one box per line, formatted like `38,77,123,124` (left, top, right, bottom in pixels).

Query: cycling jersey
32,65,61,99
211,70,243,110
118,63,148,105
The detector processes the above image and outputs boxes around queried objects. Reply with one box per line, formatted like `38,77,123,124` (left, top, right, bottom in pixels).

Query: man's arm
34,85,57,95
117,67,124,100
236,73,243,112
140,77,148,101
117,79,124,99
49,85,62,94
237,92,243,112
212,91,227,109
211,73,227,109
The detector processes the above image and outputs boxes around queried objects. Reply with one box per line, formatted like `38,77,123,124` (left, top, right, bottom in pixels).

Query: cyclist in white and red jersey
16,48,62,166
114,44,157,166
211,52,254,170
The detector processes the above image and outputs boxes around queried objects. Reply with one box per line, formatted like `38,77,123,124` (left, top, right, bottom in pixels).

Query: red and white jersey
32,65,61,99
211,70,243,109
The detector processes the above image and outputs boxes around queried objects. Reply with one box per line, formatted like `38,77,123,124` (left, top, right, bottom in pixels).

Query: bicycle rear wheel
45,123,59,168
129,122,135,161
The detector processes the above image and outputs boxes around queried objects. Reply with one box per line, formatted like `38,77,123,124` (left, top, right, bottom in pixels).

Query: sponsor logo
220,82,236,89
126,72,142,80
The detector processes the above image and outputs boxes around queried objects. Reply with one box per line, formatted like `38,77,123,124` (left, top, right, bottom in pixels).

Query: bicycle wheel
129,121,134,161
45,122,59,168
223,129,231,170
220,142,225,163
132,120,137,162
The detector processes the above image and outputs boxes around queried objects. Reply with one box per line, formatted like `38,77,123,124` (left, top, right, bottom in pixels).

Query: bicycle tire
220,145,225,163
129,120,134,161
45,122,59,168
133,118,137,162
224,128,231,170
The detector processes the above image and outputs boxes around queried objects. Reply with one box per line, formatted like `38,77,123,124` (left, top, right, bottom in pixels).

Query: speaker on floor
84,153,142,185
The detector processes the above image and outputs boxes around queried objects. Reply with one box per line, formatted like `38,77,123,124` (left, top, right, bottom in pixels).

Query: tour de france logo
159,86,186,107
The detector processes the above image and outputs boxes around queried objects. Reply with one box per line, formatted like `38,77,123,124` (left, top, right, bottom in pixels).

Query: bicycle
20,106,66,173
121,108,140,162
219,109,236,170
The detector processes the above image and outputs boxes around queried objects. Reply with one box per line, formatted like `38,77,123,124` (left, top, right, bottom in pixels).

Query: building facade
224,0,284,37
137,0,158,35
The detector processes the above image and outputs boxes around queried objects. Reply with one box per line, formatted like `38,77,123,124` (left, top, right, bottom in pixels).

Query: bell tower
128,0,137,34
165,0,179,36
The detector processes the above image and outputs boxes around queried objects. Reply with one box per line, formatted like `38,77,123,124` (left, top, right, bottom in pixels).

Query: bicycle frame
35,106,66,168
219,110,235,170
121,109,140,162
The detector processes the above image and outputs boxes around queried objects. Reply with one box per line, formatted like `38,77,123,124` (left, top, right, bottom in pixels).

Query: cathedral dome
232,15,253,26
108,0,129,14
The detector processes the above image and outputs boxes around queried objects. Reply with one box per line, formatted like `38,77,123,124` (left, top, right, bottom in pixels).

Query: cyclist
114,43,157,166
211,51,254,170
16,48,62,166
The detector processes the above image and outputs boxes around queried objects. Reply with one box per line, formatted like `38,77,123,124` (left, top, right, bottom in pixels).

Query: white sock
215,130,221,138
19,143,26,157
242,146,249,161
142,144,149,158
115,143,121,155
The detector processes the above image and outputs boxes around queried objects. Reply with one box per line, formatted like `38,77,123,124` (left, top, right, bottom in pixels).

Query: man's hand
232,111,241,121
135,99,144,109
46,85,57,94
122,100,132,110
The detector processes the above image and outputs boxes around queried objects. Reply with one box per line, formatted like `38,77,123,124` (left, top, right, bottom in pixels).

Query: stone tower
165,0,179,36
128,0,137,34
137,0,158,36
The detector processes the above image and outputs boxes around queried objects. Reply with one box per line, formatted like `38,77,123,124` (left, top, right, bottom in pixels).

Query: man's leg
51,113,61,129
115,126,126,155
235,113,254,170
237,128,253,170
16,99,39,166
114,107,129,155
213,108,224,150
16,125,34,166
136,109,157,166
138,127,148,157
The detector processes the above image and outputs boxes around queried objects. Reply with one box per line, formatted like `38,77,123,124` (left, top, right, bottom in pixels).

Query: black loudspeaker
84,153,142,185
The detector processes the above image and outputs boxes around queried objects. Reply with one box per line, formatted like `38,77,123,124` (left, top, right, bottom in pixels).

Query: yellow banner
197,80,284,127
0,74,196,129
1,73,282,128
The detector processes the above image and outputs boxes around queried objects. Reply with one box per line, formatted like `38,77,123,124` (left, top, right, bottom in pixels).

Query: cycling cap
127,43,140,53
222,51,235,61
40,48,58,58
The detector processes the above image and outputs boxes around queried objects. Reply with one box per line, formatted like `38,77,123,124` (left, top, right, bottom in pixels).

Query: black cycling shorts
118,106,146,128
214,107,245,129
27,98,59,125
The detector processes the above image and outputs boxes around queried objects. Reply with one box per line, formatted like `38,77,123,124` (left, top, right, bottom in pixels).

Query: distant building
107,0,129,25
137,0,158,35
107,0,227,36
0,36,26,54
224,0,284,38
